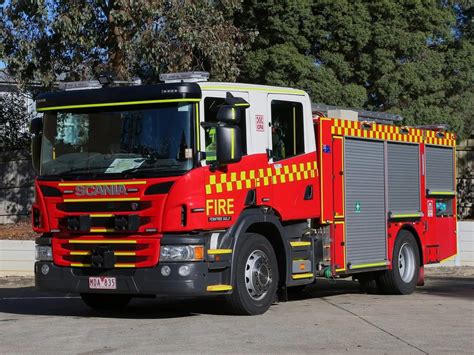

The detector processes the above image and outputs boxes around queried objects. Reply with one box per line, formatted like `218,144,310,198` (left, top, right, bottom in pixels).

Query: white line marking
0,296,80,300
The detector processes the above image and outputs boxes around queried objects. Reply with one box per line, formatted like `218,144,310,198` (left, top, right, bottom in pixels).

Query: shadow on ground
415,276,474,300
0,277,472,319
0,279,362,319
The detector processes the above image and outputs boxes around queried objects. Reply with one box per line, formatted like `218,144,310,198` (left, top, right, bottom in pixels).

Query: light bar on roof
58,80,102,91
159,72,209,83
58,78,142,91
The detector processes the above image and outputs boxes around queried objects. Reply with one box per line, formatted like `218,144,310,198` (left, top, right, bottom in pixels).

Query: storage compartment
344,138,386,267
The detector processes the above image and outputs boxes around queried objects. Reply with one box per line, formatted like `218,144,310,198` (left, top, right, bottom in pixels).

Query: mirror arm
209,161,219,172
266,148,273,161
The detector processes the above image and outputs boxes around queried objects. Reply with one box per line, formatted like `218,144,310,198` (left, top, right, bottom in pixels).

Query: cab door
267,94,317,220
199,92,250,164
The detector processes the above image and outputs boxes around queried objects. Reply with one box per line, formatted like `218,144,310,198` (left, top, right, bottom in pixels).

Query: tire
377,230,420,295
226,233,279,315
354,272,377,292
80,293,132,311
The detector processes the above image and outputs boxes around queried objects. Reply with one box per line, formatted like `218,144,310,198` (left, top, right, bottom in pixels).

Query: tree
235,1,317,91
237,0,473,139
0,91,32,150
0,0,246,89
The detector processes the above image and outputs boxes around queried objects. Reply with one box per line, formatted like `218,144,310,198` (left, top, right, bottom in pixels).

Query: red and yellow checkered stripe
206,161,318,195
330,119,455,147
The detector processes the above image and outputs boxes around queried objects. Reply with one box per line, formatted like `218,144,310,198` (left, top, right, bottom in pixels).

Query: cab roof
34,81,309,112
35,82,202,112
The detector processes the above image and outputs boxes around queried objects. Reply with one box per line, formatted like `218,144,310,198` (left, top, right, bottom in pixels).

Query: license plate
89,277,117,290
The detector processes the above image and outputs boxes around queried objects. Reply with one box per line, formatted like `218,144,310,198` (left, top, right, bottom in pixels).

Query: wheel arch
224,208,290,288
245,222,287,287
398,224,423,266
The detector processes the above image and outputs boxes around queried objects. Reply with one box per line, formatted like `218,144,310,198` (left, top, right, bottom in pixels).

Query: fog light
35,245,52,261
178,265,191,277
161,265,171,277
41,264,50,275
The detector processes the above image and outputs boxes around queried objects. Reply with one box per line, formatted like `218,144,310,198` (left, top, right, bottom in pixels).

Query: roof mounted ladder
312,103,403,125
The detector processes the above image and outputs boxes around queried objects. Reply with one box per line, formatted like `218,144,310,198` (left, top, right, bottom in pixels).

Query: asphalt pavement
0,270,473,354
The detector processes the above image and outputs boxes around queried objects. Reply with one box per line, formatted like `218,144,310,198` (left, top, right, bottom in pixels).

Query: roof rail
415,124,449,131
312,103,403,125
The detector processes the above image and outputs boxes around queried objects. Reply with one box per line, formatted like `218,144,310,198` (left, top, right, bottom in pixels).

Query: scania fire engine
32,72,457,314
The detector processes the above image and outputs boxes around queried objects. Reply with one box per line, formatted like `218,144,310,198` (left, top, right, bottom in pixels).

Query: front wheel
80,293,132,311
226,233,279,315
377,230,420,294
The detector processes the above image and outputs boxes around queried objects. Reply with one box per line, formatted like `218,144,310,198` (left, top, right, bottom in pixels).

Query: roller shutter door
387,143,420,214
426,146,455,193
344,138,386,266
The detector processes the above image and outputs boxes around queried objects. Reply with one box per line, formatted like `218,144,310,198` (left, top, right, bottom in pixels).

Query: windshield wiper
121,165,185,177
59,166,111,175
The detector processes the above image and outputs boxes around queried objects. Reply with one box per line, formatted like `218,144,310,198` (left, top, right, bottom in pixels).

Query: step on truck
32,72,457,314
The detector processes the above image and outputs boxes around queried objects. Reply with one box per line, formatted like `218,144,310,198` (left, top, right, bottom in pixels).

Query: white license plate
89,277,117,290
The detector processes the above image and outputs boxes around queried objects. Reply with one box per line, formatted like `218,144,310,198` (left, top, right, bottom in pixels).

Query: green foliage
237,0,473,139
0,0,472,139
0,91,32,150
0,0,246,89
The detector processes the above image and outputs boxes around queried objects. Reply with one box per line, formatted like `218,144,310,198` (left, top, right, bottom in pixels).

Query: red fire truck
31,72,457,314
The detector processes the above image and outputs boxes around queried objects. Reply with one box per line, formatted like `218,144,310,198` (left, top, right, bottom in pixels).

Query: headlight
35,245,52,261
160,245,204,262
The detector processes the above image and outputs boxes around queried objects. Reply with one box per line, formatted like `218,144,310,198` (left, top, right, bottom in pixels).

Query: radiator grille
52,237,159,268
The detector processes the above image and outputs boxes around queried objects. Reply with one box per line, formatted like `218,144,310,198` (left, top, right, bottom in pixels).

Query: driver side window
203,97,247,163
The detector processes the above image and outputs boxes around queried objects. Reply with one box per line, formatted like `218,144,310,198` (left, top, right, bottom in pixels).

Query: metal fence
0,150,35,224
456,135,473,220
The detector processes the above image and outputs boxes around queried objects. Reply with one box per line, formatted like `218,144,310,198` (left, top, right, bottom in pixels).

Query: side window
203,97,247,162
271,100,304,161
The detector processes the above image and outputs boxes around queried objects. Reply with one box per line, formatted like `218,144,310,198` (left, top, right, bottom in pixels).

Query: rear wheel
226,233,279,315
354,272,378,292
377,230,420,294
80,293,132,311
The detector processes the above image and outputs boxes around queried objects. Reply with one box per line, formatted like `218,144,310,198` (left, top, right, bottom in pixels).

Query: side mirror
31,135,42,173
216,93,250,125
217,105,241,124
216,125,242,165
30,117,43,135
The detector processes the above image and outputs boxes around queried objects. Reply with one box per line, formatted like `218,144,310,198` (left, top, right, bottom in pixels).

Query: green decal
355,202,361,213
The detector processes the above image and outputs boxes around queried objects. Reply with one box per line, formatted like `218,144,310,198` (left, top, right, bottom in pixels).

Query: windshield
40,103,195,178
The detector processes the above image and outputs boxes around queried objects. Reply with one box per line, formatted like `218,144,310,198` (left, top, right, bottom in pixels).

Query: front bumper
35,261,230,296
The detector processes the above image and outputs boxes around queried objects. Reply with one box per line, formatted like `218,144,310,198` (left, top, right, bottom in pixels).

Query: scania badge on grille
75,185,128,196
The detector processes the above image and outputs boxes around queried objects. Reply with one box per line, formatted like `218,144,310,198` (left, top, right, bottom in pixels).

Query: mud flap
417,266,425,286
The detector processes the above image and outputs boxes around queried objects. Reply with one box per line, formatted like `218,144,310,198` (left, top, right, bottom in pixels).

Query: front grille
52,237,159,268
57,201,151,213
58,216,150,232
